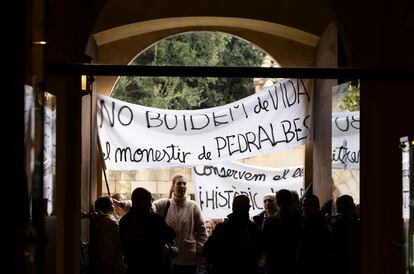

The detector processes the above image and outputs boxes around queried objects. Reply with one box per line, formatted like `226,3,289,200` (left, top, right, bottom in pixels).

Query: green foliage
338,81,360,111
111,32,266,109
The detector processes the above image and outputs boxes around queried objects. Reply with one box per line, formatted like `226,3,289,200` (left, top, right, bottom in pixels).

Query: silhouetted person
89,196,126,274
263,189,303,274
296,194,332,274
332,195,360,274
289,190,302,218
202,194,264,274
120,187,176,274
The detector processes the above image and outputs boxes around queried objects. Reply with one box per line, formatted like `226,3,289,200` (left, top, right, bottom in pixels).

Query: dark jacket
296,214,332,274
89,212,126,274
202,212,264,274
252,211,266,229
119,208,176,274
262,212,303,274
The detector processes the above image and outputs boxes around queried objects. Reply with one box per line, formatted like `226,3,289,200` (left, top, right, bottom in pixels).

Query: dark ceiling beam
46,63,414,80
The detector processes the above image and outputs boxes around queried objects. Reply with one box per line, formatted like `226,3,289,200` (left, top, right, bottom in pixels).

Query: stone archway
94,17,318,96
94,19,317,200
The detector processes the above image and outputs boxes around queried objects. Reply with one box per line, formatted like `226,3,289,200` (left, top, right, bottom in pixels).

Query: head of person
302,194,320,219
335,194,355,216
232,194,250,214
170,174,187,198
131,187,153,212
205,220,215,236
263,193,277,214
94,196,115,214
111,193,128,219
111,193,125,202
276,189,292,211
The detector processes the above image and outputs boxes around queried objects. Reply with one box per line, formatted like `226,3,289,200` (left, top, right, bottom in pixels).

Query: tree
337,81,360,111
111,32,266,109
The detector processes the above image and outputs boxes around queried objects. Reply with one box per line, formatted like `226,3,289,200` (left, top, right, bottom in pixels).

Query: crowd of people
88,174,360,274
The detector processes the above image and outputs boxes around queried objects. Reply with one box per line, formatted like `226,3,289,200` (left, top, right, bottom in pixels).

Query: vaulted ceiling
93,0,333,36
92,0,334,45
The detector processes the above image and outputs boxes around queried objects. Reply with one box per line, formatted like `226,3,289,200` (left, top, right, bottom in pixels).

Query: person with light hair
111,193,131,221
253,192,277,229
204,220,215,237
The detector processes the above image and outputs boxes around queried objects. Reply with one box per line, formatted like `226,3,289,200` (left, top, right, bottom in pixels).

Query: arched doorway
102,30,307,206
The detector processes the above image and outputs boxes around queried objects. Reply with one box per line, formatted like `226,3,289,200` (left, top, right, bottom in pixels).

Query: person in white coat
153,174,208,274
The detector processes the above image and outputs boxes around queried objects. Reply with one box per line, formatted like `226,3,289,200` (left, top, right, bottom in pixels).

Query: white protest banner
44,106,55,215
332,111,359,169
97,78,312,169
24,85,35,142
193,161,304,220
24,85,35,176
